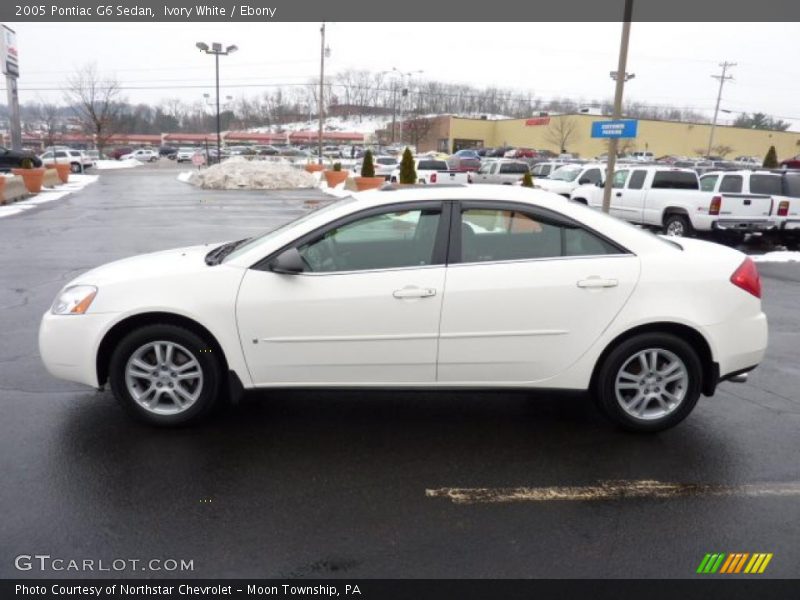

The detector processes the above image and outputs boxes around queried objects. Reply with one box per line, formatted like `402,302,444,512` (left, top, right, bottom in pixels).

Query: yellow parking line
758,554,773,573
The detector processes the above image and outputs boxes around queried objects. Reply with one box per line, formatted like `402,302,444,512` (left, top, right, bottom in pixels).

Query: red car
781,155,800,170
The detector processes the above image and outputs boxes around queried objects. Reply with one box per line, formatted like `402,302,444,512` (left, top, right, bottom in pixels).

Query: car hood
70,244,224,287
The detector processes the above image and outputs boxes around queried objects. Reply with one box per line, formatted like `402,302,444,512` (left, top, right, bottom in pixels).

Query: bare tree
33,101,62,148
712,144,734,158
545,115,580,153
402,117,435,149
64,64,124,153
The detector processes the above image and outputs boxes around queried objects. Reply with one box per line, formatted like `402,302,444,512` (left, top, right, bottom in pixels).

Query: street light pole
601,0,634,214
318,22,327,165
195,41,238,164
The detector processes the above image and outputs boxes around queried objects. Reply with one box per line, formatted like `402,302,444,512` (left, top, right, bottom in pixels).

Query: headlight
51,285,98,315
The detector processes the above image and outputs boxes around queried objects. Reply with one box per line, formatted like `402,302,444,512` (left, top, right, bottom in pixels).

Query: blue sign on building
591,119,638,139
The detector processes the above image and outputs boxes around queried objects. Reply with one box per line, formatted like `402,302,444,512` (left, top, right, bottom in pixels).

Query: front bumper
38,311,117,388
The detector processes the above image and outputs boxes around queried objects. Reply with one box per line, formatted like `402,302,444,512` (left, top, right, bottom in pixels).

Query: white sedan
39,186,767,431
120,148,159,162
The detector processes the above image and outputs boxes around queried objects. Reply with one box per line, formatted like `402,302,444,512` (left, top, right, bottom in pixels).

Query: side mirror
578,177,592,185
268,247,305,274
595,180,604,187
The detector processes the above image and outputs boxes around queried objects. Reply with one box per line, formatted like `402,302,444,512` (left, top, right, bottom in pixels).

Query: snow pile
751,251,800,263
187,157,317,190
95,159,142,170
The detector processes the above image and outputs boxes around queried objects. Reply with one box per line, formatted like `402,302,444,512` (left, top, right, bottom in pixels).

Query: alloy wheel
124,341,204,415
614,348,689,420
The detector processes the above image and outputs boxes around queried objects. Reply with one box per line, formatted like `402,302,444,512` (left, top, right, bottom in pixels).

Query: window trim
251,200,451,275
447,200,632,266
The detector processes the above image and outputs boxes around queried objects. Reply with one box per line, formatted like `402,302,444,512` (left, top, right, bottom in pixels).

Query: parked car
504,147,536,159
628,151,655,162
4,147,43,170
38,185,767,432
469,159,530,185
535,163,605,197
570,166,775,238
773,171,800,249
121,148,159,163
530,161,576,179
39,148,89,173
780,155,800,170
447,149,482,172
254,145,280,156
85,150,101,162
389,158,471,185
228,146,256,157
279,147,312,158
159,145,178,159
175,147,199,163
109,147,134,160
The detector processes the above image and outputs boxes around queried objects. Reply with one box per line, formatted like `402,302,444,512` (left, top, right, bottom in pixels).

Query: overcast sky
7,21,800,130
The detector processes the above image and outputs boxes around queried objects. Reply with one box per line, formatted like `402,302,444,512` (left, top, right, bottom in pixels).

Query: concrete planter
43,168,61,188
324,170,349,187
354,176,385,191
11,168,46,194
45,163,71,184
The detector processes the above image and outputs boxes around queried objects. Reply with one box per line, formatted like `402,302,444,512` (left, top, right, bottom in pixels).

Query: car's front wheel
70,162,82,173
594,333,702,432
109,324,221,425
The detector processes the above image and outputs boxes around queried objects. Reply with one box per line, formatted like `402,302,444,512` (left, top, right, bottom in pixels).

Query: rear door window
719,175,743,193
699,175,718,192
749,174,782,195
627,170,647,190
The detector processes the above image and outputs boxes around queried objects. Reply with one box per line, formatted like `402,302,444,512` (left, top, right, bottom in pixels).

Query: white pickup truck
534,163,605,197
389,158,470,185
570,166,776,238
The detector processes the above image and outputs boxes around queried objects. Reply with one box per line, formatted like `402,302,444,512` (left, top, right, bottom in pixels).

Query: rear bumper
701,312,768,379
712,219,777,232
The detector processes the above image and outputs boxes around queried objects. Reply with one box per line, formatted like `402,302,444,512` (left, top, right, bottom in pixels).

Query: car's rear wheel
664,214,693,237
594,333,702,432
70,162,82,173
109,324,221,426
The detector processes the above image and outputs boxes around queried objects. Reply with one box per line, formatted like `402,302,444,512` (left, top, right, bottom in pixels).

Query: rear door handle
615,192,622,197
393,286,437,299
577,277,618,289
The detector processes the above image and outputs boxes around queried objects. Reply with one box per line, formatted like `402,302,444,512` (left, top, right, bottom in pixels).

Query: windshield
222,196,357,263
550,167,581,182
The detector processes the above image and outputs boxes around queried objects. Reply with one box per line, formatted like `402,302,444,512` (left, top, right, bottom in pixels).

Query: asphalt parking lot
1,164,799,579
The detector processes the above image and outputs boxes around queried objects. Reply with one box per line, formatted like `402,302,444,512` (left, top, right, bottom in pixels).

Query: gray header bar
3,0,800,22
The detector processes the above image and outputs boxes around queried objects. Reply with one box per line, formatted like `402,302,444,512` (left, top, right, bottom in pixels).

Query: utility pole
706,61,736,157
318,22,326,165
602,0,634,214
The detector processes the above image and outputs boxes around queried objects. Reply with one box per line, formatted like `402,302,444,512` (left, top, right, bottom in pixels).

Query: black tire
663,213,693,237
593,332,703,433
108,324,222,426
70,162,81,174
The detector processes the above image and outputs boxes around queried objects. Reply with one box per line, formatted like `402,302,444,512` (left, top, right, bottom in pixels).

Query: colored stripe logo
696,553,773,574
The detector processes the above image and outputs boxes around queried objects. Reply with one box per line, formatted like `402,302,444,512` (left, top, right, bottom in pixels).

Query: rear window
749,174,782,195
418,160,448,171
719,175,743,193
784,174,800,198
651,171,699,190
499,163,529,174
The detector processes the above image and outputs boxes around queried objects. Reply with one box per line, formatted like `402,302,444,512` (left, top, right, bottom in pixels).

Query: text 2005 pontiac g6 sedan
39,186,767,431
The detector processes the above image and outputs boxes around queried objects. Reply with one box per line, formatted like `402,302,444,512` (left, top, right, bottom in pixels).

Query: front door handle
577,277,619,289
393,286,437,299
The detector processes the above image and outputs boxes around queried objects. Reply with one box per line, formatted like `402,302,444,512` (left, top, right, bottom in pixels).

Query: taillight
777,200,789,217
430,173,437,184
709,195,722,216
730,257,761,298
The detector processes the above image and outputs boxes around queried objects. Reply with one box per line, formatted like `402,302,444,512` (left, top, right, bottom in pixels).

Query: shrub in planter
399,148,416,184
763,145,778,169
355,149,384,191
521,171,534,187
324,162,349,187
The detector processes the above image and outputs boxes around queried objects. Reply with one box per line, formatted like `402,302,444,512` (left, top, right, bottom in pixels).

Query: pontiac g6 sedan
39,186,768,431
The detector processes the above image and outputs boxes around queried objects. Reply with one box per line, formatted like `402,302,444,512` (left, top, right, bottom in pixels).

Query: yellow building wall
450,115,800,161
